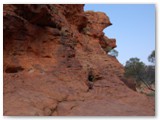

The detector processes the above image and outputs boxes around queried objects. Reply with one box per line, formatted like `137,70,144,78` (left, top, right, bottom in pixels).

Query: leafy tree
124,58,145,80
108,49,118,57
144,65,155,84
147,50,155,84
148,50,155,64
124,57,155,91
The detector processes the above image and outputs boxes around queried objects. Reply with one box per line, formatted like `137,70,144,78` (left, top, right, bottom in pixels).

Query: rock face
3,4,154,116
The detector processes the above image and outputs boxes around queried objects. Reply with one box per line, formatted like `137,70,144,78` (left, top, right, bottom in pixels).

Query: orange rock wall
3,4,154,116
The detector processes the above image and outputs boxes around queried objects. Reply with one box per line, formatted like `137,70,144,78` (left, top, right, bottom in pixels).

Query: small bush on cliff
103,46,112,53
108,49,118,57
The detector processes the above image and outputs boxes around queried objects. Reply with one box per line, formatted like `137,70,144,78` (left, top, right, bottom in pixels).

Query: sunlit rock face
3,4,154,116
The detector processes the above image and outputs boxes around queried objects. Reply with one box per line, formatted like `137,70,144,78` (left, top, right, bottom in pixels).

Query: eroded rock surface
3,4,154,116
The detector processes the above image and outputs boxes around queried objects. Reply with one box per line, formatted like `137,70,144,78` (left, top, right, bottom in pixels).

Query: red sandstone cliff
3,4,154,116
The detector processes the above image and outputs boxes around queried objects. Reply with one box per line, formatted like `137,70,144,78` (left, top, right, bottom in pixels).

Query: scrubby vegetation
124,50,155,94
108,49,118,57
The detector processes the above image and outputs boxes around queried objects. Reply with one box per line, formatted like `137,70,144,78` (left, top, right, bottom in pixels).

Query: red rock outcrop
3,4,154,116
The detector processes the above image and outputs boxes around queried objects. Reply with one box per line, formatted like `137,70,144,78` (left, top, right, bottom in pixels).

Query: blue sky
84,4,155,65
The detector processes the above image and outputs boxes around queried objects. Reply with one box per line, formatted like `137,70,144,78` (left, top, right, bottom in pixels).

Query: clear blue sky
84,4,155,65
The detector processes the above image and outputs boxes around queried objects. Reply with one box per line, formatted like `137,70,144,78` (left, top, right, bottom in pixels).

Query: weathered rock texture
3,4,154,116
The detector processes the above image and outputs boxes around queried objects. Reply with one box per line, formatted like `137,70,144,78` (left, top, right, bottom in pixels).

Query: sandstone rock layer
3,4,154,116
